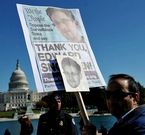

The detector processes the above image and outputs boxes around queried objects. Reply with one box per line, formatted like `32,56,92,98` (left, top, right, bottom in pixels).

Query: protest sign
17,4,106,92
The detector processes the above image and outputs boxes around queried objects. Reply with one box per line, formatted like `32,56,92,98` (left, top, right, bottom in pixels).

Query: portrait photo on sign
56,56,90,92
46,7,86,43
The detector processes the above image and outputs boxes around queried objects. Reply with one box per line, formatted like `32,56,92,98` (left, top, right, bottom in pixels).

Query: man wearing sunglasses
81,74,145,135
106,73,145,135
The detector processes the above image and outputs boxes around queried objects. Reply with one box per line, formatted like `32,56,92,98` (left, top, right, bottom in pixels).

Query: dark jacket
37,110,78,135
108,105,145,135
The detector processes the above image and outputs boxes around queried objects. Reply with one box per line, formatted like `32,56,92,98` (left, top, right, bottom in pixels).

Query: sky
0,0,145,91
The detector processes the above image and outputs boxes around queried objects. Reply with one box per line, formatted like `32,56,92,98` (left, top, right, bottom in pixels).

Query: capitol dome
8,60,29,92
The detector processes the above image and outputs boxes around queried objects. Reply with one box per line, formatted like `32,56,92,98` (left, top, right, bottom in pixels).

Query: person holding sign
46,8,85,43
81,74,145,135
105,74,145,135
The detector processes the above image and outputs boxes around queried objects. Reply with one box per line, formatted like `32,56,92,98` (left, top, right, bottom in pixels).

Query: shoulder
39,112,50,120
136,104,145,111
59,111,74,122
132,105,145,120
127,105,145,129
63,112,73,119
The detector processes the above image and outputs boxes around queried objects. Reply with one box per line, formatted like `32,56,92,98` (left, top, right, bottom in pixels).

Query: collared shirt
117,107,137,123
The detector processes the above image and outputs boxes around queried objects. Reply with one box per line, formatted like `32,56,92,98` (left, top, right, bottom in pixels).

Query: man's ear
133,93,140,103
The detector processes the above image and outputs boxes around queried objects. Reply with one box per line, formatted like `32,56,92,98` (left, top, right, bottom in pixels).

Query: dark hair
61,57,81,73
108,74,139,93
42,92,61,106
49,93,61,102
46,8,75,21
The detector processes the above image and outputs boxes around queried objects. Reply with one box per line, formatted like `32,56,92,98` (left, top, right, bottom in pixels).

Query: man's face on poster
49,10,79,42
63,65,81,88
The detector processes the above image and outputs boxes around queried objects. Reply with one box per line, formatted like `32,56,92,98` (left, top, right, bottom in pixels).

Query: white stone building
0,60,48,111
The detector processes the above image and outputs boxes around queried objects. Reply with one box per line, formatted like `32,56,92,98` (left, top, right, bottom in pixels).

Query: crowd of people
4,73,145,135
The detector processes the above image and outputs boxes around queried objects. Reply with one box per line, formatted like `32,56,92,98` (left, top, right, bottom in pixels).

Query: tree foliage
35,83,145,113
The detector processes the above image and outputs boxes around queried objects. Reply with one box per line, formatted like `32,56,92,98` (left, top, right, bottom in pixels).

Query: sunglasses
105,90,136,99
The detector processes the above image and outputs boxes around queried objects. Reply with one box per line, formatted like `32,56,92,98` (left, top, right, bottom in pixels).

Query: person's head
48,93,62,111
46,8,84,43
61,57,82,88
106,73,140,119
18,115,32,126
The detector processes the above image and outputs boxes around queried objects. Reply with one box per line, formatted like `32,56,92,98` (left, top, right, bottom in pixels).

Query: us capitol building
0,60,48,111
